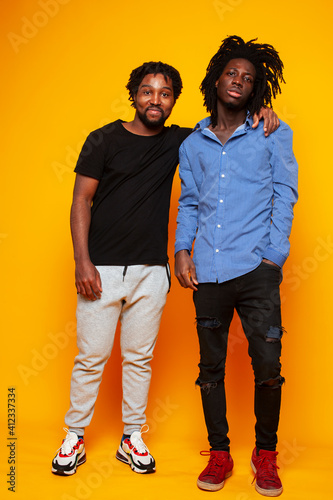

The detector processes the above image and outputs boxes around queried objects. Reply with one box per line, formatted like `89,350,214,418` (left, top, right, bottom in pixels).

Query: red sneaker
197,450,233,491
251,448,283,496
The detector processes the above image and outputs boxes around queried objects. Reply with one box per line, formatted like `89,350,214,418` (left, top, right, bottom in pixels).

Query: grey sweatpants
65,264,169,436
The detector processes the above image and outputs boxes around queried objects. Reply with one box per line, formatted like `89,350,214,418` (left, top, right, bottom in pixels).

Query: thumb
96,270,103,292
252,112,259,129
191,265,198,285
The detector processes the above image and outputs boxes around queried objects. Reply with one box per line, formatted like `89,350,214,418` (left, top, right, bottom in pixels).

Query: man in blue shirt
175,36,298,496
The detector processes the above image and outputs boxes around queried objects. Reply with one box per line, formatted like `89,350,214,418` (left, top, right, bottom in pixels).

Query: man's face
215,58,256,110
134,73,175,128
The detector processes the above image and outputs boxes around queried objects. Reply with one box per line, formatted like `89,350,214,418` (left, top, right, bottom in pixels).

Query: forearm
70,198,92,263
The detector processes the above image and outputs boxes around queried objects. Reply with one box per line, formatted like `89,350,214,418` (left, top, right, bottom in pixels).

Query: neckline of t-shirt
119,120,167,138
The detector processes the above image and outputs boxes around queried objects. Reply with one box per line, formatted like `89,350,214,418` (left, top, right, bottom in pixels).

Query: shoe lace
57,428,79,455
130,424,150,454
253,452,280,484
200,451,228,477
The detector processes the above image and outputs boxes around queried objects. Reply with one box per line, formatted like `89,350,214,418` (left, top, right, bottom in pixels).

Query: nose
232,75,242,87
149,91,161,106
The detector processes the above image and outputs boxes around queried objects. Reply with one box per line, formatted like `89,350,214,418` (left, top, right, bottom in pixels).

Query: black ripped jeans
193,262,284,452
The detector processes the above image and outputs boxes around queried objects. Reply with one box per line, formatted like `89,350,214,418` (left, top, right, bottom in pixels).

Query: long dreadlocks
200,36,285,128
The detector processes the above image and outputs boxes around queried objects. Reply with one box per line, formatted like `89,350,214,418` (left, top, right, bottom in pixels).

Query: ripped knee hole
195,380,218,394
256,375,285,388
265,326,286,343
196,316,221,329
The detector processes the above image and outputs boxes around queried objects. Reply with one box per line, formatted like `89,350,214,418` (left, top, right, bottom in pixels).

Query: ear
215,80,219,88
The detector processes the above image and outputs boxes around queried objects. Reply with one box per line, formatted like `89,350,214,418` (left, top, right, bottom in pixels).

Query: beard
224,100,241,110
137,107,167,129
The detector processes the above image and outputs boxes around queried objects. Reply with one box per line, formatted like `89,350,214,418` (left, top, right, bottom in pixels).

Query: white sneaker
52,428,86,476
116,426,155,473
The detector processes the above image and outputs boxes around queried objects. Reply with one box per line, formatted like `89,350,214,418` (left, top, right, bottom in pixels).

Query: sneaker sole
130,463,156,474
52,453,86,476
116,448,155,474
251,460,283,497
197,471,232,491
116,449,131,465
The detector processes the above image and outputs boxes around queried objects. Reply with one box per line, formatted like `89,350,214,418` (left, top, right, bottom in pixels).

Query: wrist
262,258,280,268
74,255,91,264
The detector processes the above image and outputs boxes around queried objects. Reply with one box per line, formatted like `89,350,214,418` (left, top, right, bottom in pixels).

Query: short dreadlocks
126,61,183,107
200,36,285,127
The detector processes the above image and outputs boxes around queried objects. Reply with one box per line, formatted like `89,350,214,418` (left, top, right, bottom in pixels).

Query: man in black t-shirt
52,61,279,477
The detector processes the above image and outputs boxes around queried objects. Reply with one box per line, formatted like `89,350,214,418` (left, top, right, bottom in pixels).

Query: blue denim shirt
175,116,298,284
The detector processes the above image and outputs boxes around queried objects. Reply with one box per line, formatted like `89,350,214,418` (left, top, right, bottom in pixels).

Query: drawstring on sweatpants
166,263,171,293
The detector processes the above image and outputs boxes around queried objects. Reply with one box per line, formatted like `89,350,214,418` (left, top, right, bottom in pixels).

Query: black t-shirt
74,119,191,266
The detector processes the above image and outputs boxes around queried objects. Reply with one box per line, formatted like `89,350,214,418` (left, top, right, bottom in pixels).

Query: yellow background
1,0,332,498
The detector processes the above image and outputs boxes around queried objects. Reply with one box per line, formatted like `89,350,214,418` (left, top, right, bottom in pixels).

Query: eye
161,92,170,98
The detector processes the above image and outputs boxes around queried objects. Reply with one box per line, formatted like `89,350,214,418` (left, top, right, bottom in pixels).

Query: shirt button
222,151,226,155
216,249,219,253
217,224,221,228
221,174,225,178
219,199,223,203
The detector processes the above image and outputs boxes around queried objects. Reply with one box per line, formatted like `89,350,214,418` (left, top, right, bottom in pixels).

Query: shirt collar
194,113,253,132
